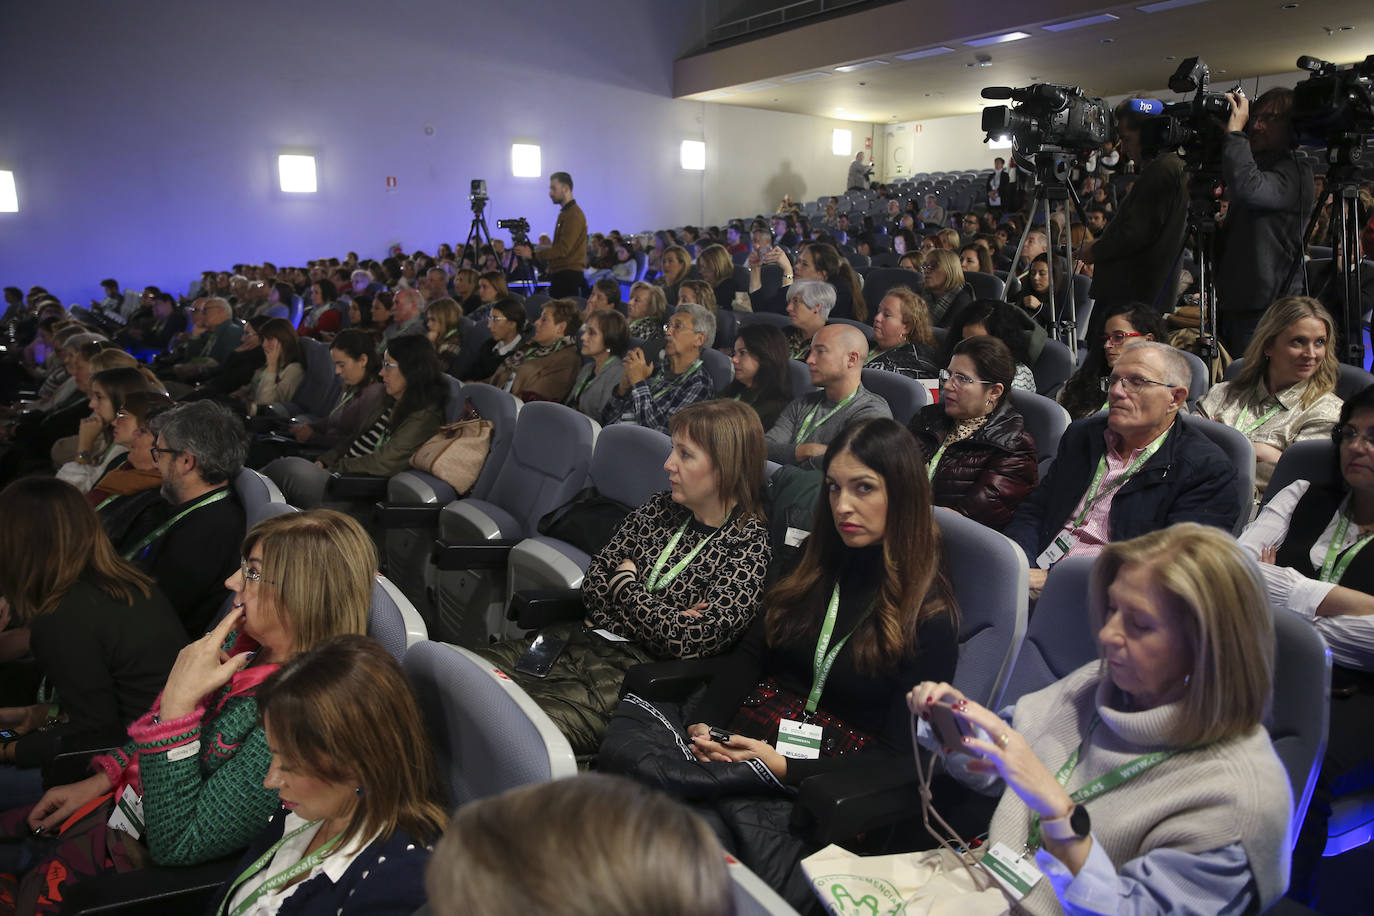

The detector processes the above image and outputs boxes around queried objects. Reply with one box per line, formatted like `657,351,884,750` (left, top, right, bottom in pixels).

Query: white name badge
784,527,810,548
981,842,1043,901
591,628,630,643
776,718,823,760
1035,534,1071,570
107,784,145,840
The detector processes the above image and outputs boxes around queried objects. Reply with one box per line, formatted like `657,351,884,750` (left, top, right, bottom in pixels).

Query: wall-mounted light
0,171,17,212
511,143,542,178
832,129,853,156
278,154,317,193
681,140,706,171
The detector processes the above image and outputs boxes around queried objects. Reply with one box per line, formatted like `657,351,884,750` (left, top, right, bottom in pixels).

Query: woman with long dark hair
1059,302,1168,420
748,241,868,321
718,323,793,430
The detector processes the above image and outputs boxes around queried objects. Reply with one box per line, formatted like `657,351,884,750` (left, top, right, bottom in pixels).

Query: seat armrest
431,539,523,571
508,588,585,629
791,759,923,846
59,857,239,914
327,473,389,499
620,657,726,701
372,504,444,529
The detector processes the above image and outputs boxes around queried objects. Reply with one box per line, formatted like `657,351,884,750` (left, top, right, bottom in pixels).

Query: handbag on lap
408,397,493,496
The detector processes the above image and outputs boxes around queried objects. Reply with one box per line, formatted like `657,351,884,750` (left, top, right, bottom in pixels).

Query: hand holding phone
927,701,982,757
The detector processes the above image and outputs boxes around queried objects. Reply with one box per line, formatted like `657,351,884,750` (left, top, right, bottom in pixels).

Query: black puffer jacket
908,399,1039,531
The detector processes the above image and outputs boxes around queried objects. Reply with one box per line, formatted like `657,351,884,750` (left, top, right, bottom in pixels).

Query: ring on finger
997,733,1011,749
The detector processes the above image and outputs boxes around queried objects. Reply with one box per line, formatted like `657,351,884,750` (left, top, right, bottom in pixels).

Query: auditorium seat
1007,388,1070,476
261,337,340,420
1177,413,1255,536
859,367,928,425
1029,338,1075,397
700,346,734,393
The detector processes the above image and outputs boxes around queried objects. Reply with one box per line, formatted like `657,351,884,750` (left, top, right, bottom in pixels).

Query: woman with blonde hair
1,509,376,910
212,636,445,915
0,478,183,807
1195,296,1342,494
424,297,464,373
922,248,973,327
626,280,668,340
427,774,731,916
656,245,694,306
866,286,939,379
696,243,740,310
910,523,1291,915
677,279,717,314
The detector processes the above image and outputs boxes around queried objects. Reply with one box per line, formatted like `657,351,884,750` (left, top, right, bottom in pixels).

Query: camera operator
1215,88,1314,354
514,171,587,298
1079,99,1189,335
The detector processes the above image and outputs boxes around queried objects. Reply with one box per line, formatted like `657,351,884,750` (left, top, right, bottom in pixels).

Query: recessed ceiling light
781,71,831,83
735,81,779,92
1044,13,1120,31
1338,24,1354,30
964,31,1030,47
895,46,956,61
1100,37,1115,43
1164,55,1177,60
1281,2,1299,7
1137,0,1211,11
834,60,888,73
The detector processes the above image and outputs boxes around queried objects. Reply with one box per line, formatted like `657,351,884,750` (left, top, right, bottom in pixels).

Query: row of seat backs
1001,554,1331,850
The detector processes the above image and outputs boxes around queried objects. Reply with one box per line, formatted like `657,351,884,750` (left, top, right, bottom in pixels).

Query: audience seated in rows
602,303,715,435
944,299,1039,393
564,307,628,421
55,365,164,493
487,298,581,402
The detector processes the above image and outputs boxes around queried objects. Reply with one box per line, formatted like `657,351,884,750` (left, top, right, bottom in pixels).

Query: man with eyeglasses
117,401,247,635
765,324,891,469
169,297,243,384
602,303,715,434
1215,87,1314,354
1004,341,1242,592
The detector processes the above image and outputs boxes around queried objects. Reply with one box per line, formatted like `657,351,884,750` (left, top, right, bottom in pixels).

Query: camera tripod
462,200,540,294
1288,140,1369,368
1003,151,1090,361
1175,164,1226,365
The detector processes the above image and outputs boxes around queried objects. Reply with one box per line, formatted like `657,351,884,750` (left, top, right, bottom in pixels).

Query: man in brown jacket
516,171,587,298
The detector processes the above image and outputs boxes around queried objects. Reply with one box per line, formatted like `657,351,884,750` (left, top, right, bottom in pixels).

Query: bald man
765,324,892,469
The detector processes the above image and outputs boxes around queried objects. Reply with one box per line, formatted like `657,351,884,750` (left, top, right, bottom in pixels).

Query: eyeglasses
939,368,992,388
114,409,130,420
1107,373,1174,394
1337,425,1374,449
662,322,696,334
240,559,272,585
488,314,509,323
919,264,937,272
1101,331,1144,345
381,360,399,371
149,445,181,461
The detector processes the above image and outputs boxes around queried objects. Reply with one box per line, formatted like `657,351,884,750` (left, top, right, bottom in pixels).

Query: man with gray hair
602,303,715,434
119,401,248,635
783,278,836,361
1004,340,1242,591
766,324,891,469
382,287,427,347
171,297,243,383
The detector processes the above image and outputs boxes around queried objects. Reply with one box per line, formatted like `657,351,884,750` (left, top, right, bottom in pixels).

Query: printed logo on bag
813,875,906,915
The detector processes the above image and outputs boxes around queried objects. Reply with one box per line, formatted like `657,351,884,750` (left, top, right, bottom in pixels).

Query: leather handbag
408,398,493,496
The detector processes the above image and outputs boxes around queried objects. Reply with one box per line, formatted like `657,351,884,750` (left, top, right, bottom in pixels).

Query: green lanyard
794,390,859,444
648,359,702,402
328,388,357,418
571,356,618,403
121,490,230,560
218,820,342,916
1236,402,1283,436
1025,715,1180,851
1072,435,1167,528
927,440,951,480
643,510,732,593
95,493,120,512
807,582,872,713
1319,511,1374,584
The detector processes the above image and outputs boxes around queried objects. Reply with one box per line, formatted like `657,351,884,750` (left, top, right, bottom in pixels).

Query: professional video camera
1131,57,1235,165
469,179,489,214
1292,54,1374,166
980,83,1115,157
497,217,531,248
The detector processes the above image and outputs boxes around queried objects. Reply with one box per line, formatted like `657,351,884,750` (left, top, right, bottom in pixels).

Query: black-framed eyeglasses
1107,373,1174,394
150,446,181,461
1337,425,1374,449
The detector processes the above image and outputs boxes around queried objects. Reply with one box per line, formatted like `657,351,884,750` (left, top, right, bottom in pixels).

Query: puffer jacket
908,399,1039,530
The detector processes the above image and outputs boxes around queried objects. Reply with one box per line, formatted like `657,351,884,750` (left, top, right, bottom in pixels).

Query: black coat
908,400,1039,530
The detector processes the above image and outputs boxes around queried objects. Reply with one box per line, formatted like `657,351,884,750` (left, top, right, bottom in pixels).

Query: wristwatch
1041,803,1091,841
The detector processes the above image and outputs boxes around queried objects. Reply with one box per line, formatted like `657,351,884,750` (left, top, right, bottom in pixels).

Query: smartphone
926,701,980,757
514,633,568,678
708,726,733,745
0,729,18,742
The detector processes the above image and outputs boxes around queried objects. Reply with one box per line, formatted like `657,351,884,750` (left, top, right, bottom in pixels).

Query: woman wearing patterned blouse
865,286,939,380
479,399,772,756
1195,297,1343,495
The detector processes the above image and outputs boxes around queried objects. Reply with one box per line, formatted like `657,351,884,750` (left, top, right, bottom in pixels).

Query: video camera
980,83,1115,158
1292,54,1374,167
497,217,531,248
1130,57,1234,166
469,179,489,214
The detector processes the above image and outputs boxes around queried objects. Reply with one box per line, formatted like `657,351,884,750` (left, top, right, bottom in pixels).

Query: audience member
464,271,510,325
910,336,1038,529
299,279,343,340
626,280,668,341
602,303,715,434
479,400,770,754
212,635,444,916
238,317,304,416
750,242,866,321
90,391,175,542
1004,342,1243,592
766,324,891,469
55,366,160,493
565,308,628,421
946,299,1039,391
922,248,973,327
427,774,733,916
513,171,588,298
656,245,694,307
781,278,833,361
265,335,446,507
488,299,582,402
584,276,620,312
1195,296,1342,495
424,297,463,374
910,523,1291,915
1059,302,1167,420
865,286,938,379
719,323,793,431
0,478,184,808
381,288,425,346
696,243,740,310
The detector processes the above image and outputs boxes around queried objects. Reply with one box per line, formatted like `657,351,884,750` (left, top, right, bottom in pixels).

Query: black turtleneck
695,543,957,784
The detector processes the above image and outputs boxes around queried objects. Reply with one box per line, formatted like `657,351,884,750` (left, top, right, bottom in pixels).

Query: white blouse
226,812,375,916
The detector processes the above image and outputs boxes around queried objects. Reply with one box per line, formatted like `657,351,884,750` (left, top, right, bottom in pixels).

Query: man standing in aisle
847,152,872,191
515,172,588,298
